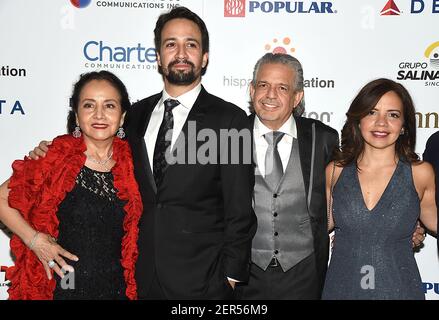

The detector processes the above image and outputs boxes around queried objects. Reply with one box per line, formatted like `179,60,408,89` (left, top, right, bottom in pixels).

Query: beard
164,59,198,85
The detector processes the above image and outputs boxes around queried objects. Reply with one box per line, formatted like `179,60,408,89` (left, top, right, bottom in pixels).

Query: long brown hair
333,78,419,166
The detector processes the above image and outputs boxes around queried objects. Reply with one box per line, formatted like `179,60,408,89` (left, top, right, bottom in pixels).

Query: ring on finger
48,260,56,269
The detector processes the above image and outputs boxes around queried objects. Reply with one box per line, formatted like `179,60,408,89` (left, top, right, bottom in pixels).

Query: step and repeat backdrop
0,0,438,299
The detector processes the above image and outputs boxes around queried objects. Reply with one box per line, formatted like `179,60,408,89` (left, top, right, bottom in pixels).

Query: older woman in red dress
0,71,142,299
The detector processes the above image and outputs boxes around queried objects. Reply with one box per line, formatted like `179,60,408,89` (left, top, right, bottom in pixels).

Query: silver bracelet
28,231,40,250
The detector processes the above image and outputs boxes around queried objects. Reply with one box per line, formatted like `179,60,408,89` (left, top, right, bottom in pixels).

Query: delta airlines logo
380,0,401,15
380,0,439,15
396,41,439,87
70,0,92,8
225,0,246,17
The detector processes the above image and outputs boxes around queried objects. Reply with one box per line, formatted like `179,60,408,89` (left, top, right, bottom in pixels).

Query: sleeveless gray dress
322,160,425,300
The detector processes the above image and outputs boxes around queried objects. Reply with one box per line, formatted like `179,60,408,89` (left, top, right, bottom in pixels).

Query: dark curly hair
333,78,419,167
66,70,130,134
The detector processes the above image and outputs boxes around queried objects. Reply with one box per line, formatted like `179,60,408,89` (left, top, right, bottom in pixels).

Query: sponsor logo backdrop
0,0,438,299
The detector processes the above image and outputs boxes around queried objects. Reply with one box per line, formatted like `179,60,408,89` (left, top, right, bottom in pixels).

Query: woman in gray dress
322,78,437,300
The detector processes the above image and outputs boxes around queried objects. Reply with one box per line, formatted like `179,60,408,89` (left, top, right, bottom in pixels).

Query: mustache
259,98,280,107
168,58,195,69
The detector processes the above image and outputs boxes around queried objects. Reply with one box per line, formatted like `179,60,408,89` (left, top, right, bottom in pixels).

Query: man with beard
124,7,256,299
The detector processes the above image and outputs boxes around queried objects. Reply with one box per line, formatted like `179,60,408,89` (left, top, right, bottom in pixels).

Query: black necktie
264,131,285,190
153,98,179,187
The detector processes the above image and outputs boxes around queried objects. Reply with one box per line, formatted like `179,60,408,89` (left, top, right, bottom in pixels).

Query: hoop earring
73,126,82,138
116,127,125,139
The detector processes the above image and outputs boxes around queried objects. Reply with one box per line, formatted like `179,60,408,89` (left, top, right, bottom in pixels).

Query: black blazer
125,87,257,299
249,114,339,294
423,131,439,252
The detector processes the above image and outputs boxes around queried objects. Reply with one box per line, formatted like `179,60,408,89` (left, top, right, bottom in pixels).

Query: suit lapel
248,114,260,174
141,93,162,194
140,137,157,193
295,116,313,205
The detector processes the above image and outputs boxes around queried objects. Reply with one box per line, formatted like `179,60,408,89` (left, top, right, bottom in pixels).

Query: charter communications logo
381,0,439,15
82,40,158,71
224,0,336,16
70,0,92,8
71,0,181,10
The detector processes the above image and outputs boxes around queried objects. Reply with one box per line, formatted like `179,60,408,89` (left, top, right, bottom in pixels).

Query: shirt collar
254,114,297,139
161,83,202,110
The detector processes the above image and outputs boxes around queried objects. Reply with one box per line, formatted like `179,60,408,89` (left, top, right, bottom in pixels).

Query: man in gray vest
236,53,339,299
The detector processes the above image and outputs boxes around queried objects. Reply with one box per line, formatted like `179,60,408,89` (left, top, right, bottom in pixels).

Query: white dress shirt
253,115,297,177
144,83,202,170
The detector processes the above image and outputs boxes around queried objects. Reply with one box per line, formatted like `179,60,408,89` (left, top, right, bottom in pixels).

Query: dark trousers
138,269,235,300
138,270,166,300
236,253,320,300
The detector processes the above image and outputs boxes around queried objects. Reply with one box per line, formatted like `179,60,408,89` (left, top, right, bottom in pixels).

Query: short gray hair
249,53,305,116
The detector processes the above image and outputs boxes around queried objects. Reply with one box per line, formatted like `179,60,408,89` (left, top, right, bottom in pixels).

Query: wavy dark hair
333,78,419,167
154,6,209,75
66,70,130,134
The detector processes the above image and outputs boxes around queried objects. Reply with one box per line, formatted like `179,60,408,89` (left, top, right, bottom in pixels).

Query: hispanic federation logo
265,37,296,54
70,0,92,8
224,0,246,17
380,0,401,15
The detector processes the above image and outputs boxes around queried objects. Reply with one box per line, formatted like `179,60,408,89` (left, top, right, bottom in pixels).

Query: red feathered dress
2,135,143,300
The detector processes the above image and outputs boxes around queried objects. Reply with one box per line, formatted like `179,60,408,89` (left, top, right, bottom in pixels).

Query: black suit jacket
249,114,339,295
422,131,439,252
125,87,257,299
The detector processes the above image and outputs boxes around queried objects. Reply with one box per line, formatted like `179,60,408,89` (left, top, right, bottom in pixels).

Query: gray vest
252,138,314,272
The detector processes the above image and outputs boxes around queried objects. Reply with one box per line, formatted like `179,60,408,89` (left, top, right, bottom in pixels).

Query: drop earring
73,126,81,138
116,127,125,139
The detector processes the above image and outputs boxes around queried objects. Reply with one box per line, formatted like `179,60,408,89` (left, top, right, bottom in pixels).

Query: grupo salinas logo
224,0,336,16
82,40,158,71
397,41,439,87
70,0,92,8
425,41,439,68
381,0,439,15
